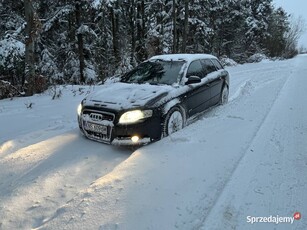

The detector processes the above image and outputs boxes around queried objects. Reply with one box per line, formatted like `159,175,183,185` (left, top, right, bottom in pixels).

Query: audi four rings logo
90,113,103,121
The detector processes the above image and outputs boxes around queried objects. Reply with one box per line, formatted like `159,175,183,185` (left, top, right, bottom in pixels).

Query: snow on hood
84,82,175,110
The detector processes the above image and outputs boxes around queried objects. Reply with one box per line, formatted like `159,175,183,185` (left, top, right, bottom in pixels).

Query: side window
187,60,206,79
211,59,223,70
202,59,217,75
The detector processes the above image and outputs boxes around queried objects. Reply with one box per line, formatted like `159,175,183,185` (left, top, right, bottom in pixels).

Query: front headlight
77,103,82,116
119,110,153,124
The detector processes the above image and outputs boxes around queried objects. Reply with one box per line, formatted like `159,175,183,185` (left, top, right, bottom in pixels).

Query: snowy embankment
1,55,307,230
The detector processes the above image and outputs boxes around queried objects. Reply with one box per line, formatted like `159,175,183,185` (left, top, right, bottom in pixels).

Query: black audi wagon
77,54,229,145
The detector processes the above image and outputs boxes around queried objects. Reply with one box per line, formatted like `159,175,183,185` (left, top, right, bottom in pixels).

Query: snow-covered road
0,87,132,229
0,55,306,230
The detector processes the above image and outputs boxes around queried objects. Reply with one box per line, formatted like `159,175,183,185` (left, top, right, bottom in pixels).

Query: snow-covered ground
1,55,307,230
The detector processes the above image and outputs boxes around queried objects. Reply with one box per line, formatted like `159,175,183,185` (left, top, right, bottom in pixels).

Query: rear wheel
162,107,184,137
219,85,229,105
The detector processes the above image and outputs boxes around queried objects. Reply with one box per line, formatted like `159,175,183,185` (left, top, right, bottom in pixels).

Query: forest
0,0,303,96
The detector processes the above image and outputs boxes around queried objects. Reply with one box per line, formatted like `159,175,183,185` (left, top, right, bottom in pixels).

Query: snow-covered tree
0,0,299,94
0,37,25,84
265,7,289,57
244,0,273,54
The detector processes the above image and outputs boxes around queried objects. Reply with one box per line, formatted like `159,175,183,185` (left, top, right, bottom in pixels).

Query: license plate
85,122,107,134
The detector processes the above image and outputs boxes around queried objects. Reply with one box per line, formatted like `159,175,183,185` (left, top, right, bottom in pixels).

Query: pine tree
265,7,289,57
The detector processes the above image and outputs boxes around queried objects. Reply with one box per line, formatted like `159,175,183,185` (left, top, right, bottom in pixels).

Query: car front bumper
78,109,162,145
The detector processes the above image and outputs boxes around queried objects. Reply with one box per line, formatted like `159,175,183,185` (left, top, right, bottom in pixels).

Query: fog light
131,136,139,143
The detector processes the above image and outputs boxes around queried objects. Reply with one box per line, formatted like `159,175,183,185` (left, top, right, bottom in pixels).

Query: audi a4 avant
77,54,229,145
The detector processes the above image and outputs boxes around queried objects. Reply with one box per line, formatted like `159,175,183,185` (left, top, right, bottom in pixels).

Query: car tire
162,107,185,137
219,84,229,105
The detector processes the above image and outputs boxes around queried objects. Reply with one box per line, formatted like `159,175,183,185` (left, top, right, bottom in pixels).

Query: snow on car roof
149,53,217,64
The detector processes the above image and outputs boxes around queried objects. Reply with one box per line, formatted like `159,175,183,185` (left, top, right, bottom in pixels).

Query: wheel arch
161,103,187,137
162,99,187,125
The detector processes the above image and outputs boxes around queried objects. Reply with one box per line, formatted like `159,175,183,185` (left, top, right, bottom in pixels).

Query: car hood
84,82,175,110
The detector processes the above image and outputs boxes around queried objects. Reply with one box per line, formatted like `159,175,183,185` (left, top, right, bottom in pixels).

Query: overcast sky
273,0,307,48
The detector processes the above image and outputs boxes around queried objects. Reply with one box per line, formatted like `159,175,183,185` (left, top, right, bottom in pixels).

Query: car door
183,60,211,117
201,59,224,106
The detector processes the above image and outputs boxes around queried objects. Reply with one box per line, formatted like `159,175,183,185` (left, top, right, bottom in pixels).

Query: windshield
121,60,185,85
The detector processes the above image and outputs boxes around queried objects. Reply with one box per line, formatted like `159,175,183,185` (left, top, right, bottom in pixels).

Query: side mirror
185,76,201,85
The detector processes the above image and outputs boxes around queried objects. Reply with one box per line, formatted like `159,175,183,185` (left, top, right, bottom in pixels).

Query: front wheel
162,107,184,137
219,85,229,105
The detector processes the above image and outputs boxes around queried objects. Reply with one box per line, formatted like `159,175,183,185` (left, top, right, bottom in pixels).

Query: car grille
81,109,115,143
82,110,114,121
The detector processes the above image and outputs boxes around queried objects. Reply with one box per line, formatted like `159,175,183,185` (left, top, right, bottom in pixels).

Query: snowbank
220,56,238,66
246,53,269,63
